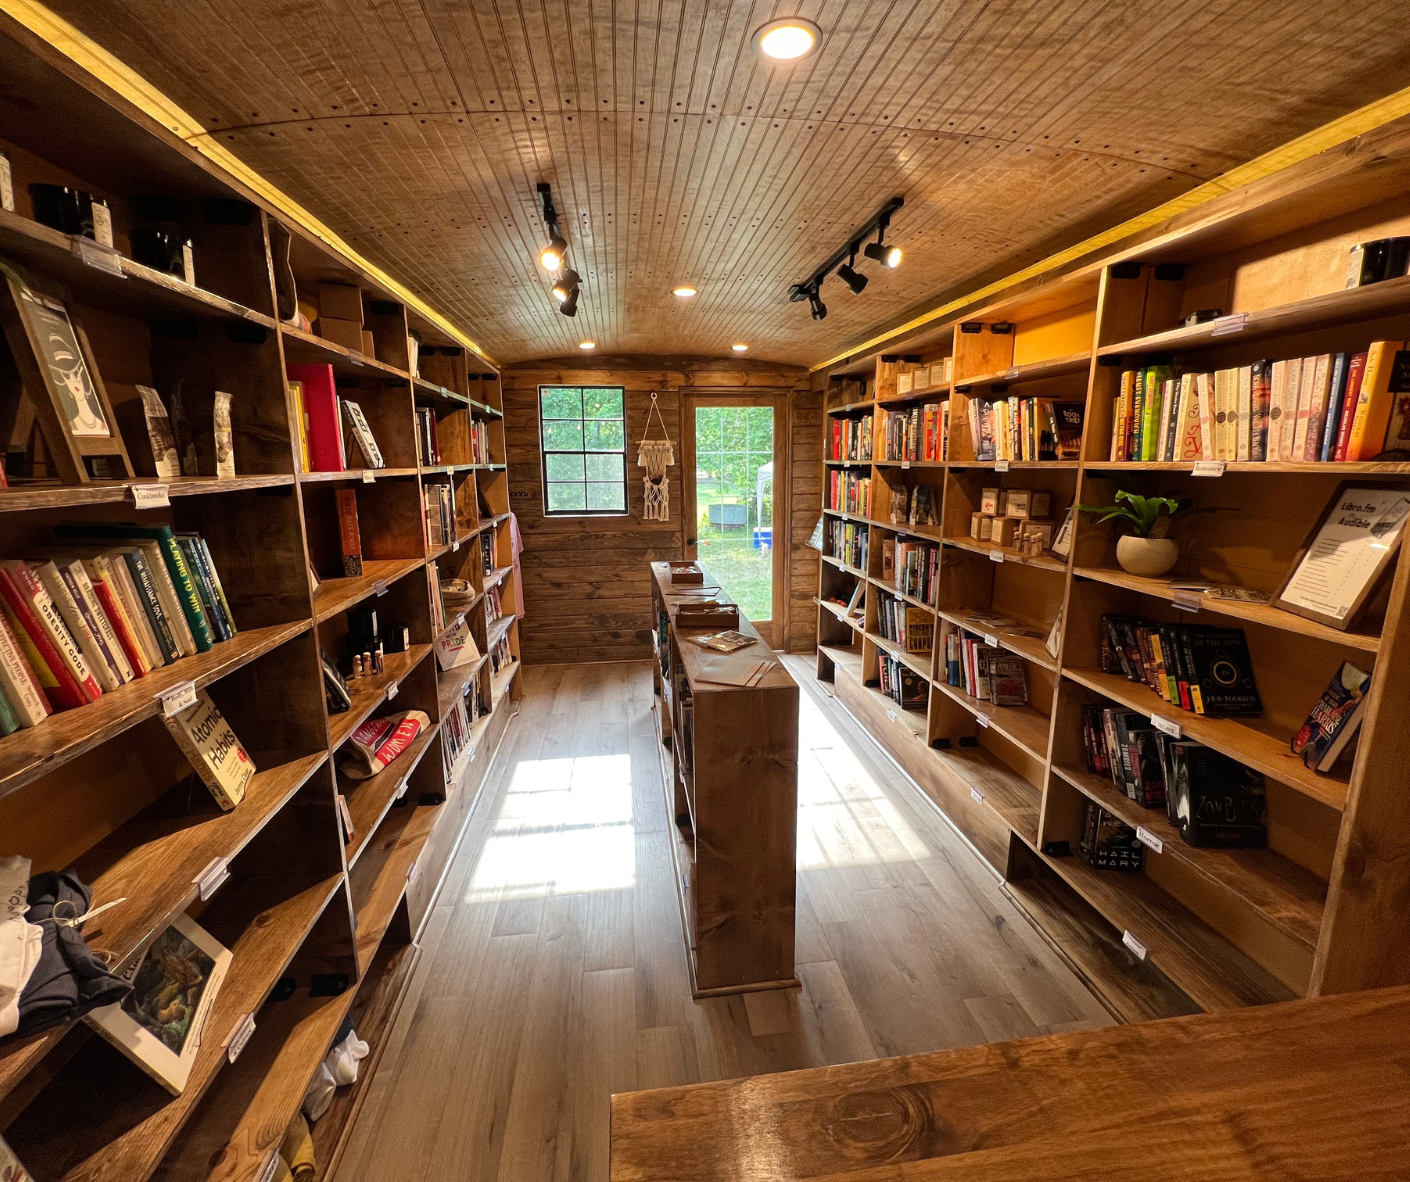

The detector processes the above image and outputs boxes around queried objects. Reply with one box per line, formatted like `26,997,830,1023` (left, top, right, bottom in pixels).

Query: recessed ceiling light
579,340,596,350
752,17,821,61
732,343,749,352
672,286,697,297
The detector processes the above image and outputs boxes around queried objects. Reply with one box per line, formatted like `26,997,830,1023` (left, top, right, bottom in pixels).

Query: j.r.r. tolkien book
162,688,255,809
1291,661,1371,772
1165,741,1267,848
1186,627,1262,715
1080,800,1144,872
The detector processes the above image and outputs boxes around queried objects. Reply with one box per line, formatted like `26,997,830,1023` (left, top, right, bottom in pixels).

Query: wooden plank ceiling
44,0,1410,366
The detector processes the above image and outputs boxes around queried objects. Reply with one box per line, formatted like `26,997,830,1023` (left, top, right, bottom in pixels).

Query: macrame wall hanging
637,392,675,521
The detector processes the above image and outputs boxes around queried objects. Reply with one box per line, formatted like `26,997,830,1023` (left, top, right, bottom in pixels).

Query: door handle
686,538,697,546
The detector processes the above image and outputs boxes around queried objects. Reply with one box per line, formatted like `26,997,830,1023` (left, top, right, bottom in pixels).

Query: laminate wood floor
333,658,1112,1182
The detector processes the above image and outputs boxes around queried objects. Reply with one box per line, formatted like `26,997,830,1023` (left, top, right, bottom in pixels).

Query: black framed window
538,385,628,514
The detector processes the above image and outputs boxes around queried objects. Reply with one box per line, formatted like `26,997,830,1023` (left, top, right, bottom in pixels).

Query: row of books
415,407,444,466
480,531,496,576
289,364,385,472
879,403,948,462
485,583,505,627
1100,615,1261,716
0,525,237,734
877,653,927,710
966,397,1083,462
827,470,873,517
940,622,1028,706
828,414,874,462
489,632,513,675
876,596,933,654
1080,706,1268,849
441,674,486,781
466,418,492,464
424,482,457,548
827,521,868,571
1109,343,1409,464
884,538,939,604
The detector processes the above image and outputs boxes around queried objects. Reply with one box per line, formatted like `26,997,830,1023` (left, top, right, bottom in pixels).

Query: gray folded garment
10,870,130,1038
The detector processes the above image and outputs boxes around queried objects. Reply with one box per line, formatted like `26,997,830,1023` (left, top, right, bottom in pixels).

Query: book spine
1303,354,1332,461
1333,352,1369,462
0,606,51,725
337,488,364,577
0,570,87,710
1195,373,1214,460
2,561,101,702
1251,361,1271,462
1346,339,1404,461
64,561,134,683
88,561,150,676
149,535,214,652
1236,367,1253,461
139,543,194,657
1319,353,1350,462
0,681,20,735
36,562,120,693
179,539,232,642
122,551,178,666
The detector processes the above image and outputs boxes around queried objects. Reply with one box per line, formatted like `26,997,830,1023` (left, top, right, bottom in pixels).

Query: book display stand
815,125,1410,1019
0,29,519,1182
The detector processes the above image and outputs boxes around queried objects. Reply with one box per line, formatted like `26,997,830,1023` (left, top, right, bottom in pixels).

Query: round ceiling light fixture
732,343,749,352
752,17,821,62
578,340,596,350
539,232,567,272
672,286,698,297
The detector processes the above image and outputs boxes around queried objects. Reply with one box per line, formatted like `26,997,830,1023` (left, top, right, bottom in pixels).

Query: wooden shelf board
350,801,440,974
491,659,520,708
484,564,514,591
0,474,296,514
820,554,869,580
1051,762,1327,952
825,400,876,417
873,582,936,613
1062,666,1348,812
0,208,278,328
939,742,1041,844
312,558,425,623
1042,850,1297,1011
943,536,1067,573
1085,459,1410,475
486,614,515,651
814,597,864,632
932,678,1051,762
823,458,876,467
0,620,312,803
297,467,419,483
865,630,933,681
437,652,490,713
14,874,344,1182
857,681,928,741
328,645,433,751
937,607,1058,671
872,459,946,469
946,459,1080,470
149,986,357,1182
1071,566,1381,652
1098,274,1410,358
412,376,469,406
341,722,441,867
957,349,1093,388
279,324,409,382
876,383,951,407
817,644,864,678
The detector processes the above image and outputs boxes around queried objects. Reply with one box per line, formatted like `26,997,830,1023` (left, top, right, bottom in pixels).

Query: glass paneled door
685,394,785,643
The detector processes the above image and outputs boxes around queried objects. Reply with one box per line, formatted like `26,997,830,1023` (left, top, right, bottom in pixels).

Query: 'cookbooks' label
131,483,170,509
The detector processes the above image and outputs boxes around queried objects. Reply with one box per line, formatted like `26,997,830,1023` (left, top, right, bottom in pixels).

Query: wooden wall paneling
789,381,824,654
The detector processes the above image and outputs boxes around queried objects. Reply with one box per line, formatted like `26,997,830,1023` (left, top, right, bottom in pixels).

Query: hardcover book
1165,742,1267,848
1187,628,1262,716
339,709,429,780
986,655,1027,705
336,488,364,577
163,688,255,809
1291,661,1371,772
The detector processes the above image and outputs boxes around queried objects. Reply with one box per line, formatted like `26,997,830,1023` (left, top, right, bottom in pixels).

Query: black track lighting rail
788,196,904,303
537,181,561,236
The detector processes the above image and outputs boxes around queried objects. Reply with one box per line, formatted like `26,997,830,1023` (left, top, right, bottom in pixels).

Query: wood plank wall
504,357,812,664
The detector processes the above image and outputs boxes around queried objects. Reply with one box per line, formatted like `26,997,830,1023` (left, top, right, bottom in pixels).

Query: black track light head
551,269,582,302
837,257,868,295
808,284,827,320
864,239,902,268
560,287,580,317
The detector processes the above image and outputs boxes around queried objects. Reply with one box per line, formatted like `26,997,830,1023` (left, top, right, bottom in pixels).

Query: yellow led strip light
1,0,497,369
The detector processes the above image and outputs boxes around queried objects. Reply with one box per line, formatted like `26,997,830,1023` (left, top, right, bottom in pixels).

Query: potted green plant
1076,491,1186,576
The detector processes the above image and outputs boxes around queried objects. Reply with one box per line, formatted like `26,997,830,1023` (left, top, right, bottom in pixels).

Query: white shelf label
1210,313,1249,337
407,858,420,884
385,681,399,701
468,745,477,762
1151,715,1182,739
395,778,409,800
73,236,124,276
989,549,1004,563
901,460,910,470
1172,590,1202,612
887,710,898,723
226,1012,256,1063
1192,460,1226,477
1122,929,1149,960
994,459,1010,473
348,349,365,366
362,470,375,483
1004,367,1020,379
983,633,1000,648
976,713,991,728
375,580,389,597
257,1150,282,1182
970,787,985,805
452,539,460,551
159,680,198,717
131,482,171,509
1136,826,1164,855
193,856,229,901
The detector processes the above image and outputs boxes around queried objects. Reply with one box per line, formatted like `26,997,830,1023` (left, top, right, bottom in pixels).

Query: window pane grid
539,385,628,516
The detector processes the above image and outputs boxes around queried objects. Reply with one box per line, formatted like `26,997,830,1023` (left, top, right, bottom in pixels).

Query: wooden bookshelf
0,28,521,1182
814,145,1410,1017
649,562,799,998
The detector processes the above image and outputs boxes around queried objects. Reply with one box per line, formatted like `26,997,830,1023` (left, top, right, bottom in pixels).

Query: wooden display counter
649,561,799,998
609,984,1410,1180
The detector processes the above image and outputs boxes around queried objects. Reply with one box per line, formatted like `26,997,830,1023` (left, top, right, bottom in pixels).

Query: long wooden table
609,985,1410,1180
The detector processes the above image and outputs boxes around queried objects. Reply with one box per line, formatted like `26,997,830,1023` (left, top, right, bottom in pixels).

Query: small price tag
994,459,1010,473
1172,590,1202,612
226,1012,256,1063
975,713,990,728
159,680,198,717
131,483,171,509
984,633,1000,648
193,856,229,901
1210,313,1249,337
375,580,389,597
362,470,375,483
970,787,985,805
1192,460,1226,477
257,1150,281,1182
1122,929,1149,960
347,350,365,366
1151,715,1183,739
395,778,409,800
901,460,910,470
73,236,124,276
1136,826,1164,855
989,549,1004,563
407,858,420,884
452,539,460,551
386,681,399,701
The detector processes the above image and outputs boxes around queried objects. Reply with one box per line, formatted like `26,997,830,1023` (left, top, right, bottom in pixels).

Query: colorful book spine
1345,340,1405,461
0,607,51,726
0,568,88,710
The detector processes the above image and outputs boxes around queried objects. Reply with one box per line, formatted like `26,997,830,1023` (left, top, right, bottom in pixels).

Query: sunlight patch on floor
466,753,637,900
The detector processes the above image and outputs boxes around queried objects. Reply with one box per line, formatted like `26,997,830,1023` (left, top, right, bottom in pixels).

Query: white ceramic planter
1116,535,1179,577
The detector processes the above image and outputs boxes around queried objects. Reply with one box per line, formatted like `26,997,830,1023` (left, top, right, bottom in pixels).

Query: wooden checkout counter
610,984,1410,1179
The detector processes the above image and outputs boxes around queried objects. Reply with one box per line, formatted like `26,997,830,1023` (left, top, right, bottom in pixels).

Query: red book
1333,352,1369,462
286,363,344,472
2,561,102,702
0,568,88,710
